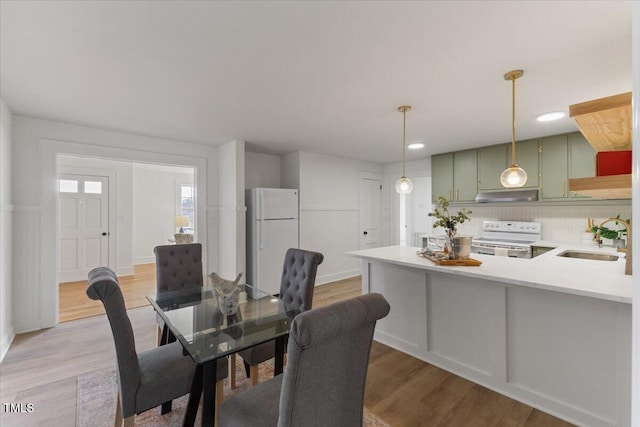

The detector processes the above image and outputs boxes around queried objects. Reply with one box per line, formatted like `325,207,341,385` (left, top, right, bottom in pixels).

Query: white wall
58,155,135,276
245,152,281,189
218,140,245,279
132,163,194,265
0,100,14,361
296,151,383,284
10,115,218,332
630,1,639,423
281,151,300,190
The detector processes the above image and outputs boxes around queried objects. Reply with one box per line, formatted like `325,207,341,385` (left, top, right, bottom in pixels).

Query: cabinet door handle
562,182,566,197
449,190,452,200
456,189,459,200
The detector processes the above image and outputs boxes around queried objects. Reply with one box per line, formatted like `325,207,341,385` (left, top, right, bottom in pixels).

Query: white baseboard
315,269,361,286
0,326,15,363
133,256,155,266
116,266,135,277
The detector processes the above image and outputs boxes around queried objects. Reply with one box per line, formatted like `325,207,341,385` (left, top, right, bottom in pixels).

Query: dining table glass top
147,285,295,364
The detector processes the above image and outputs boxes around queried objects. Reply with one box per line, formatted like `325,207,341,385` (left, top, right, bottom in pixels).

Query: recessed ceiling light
536,111,565,122
408,142,425,149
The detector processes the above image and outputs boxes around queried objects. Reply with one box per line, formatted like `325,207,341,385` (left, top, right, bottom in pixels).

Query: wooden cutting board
420,254,482,266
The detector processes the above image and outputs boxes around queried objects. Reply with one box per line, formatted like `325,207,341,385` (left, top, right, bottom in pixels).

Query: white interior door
58,174,109,283
359,176,382,249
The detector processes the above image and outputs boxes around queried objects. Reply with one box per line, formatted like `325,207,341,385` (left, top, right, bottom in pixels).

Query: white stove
471,220,541,258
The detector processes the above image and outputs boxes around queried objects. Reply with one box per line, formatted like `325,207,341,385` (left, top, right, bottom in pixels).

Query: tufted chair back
86,267,141,417
278,248,324,312
154,243,203,293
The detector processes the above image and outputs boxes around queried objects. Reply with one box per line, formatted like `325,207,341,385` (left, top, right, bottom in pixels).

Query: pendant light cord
511,76,516,166
402,109,407,177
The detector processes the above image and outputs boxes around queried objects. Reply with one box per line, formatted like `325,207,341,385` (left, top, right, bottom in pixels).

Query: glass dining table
147,284,295,427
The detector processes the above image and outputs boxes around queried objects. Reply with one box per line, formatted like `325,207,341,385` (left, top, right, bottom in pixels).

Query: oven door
471,243,532,258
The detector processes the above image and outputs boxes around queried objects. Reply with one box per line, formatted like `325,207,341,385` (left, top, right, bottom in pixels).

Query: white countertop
347,244,632,304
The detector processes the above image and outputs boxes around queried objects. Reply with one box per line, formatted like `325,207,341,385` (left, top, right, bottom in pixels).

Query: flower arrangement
428,196,472,238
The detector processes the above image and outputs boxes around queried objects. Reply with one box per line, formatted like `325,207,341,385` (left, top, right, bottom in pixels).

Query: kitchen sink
557,250,619,261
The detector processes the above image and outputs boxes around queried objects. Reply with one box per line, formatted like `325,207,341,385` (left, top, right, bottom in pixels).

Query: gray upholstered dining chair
154,243,204,345
218,292,390,427
86,267,228,426
232,248,324,388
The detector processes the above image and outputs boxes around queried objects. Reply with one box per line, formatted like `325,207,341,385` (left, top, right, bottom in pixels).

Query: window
179,185,194,228
59,179,78,193
84,181,102,194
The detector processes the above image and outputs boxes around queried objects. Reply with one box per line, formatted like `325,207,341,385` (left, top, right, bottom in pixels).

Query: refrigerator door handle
258,219,264,250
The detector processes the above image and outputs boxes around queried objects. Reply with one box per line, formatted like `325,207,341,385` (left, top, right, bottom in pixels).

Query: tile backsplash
451,203,632,243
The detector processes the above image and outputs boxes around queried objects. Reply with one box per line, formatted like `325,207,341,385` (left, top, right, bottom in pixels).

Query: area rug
77,357,389,426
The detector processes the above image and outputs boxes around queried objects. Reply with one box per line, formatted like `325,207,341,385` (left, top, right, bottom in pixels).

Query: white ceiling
0,1,632,164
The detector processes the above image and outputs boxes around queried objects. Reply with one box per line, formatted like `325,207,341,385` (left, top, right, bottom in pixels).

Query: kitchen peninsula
347,245,631,427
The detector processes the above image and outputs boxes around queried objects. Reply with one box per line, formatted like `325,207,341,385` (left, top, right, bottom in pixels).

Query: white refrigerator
246,188,299,297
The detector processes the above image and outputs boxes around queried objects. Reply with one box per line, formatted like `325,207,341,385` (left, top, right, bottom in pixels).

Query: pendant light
395,105,413,194
500,70,527,188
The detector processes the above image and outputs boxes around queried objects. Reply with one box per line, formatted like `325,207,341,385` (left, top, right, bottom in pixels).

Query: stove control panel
482,221,541,234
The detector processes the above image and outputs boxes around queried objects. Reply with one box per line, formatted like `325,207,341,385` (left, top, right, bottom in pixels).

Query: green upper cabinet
477,139,539,191
540,135,569,199
431,150,478,203
432,131,592,204
453,149,478,202
478,144,507,191
540,132,594,200
508,139,540,188
431,153,453,202
568,132,596,198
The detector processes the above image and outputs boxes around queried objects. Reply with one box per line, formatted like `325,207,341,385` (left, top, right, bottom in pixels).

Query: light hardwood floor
59,263,157,322
4,276,573,426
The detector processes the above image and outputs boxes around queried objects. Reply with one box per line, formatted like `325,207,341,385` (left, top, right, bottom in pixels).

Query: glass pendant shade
500,165,527,188
395,176,413,194
395,105,413,194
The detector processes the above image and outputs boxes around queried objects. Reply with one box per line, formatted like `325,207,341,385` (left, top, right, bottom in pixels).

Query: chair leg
215,380,224,427
229,353,237,389
243,360,251,378
250,365,259,387
114,392,122,427
161,400,172,415
156,326,163,346
123,416,135,427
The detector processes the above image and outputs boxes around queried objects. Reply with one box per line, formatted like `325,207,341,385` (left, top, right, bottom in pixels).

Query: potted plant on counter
428,196,472,259
591,214,630,249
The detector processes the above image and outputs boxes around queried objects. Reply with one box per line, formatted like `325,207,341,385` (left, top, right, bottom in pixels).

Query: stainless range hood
475,189,538,203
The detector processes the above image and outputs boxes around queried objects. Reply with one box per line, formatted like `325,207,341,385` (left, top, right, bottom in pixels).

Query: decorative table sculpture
209,272,243,315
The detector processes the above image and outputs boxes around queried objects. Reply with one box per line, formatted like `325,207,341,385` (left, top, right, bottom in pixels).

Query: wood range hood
568,92,632,199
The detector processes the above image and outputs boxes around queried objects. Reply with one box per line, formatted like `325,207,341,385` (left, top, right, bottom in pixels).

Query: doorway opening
398,177,432,247
57,155,196,322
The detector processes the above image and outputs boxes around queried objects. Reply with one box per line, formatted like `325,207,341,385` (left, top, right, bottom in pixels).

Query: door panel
59,174,109,283
60,240,78,271
359,176,382,249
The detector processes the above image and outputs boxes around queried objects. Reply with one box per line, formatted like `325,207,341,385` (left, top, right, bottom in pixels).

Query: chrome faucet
595,218,631,275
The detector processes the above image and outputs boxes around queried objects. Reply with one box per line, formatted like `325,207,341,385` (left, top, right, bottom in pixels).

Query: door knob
363,231,368,235
102,232,108,236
